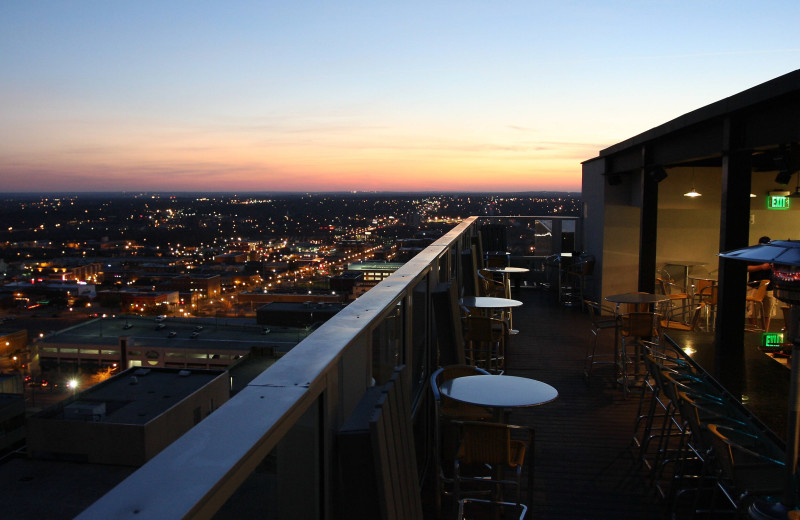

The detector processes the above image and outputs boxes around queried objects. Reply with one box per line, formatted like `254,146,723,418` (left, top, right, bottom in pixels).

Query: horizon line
0,189,582,197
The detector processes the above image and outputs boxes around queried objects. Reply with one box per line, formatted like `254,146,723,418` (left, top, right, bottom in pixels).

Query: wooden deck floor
429,286,670,519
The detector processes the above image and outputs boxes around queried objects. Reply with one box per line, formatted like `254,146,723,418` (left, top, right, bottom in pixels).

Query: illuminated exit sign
768,195,790,210
761,332,785,347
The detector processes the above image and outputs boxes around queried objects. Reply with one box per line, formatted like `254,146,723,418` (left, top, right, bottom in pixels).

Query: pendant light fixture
683,168,702,197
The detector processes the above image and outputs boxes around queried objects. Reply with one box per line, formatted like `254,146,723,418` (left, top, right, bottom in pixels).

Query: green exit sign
768,195,790,210
761,332,785,347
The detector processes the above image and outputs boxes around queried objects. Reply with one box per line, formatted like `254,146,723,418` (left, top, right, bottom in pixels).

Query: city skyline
2,1,800,193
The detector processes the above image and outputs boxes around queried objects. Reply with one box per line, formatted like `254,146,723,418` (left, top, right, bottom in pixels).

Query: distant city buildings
0,193,579,382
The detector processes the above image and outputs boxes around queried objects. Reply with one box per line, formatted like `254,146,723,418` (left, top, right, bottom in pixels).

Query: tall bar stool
746,279,771,332
695,281,718,331
666,390,752,515
462,315,508,373
618,312,656,396
633,348,708,475
656,276,691,320
651,377,742,503
583,299,620,383
703,423,785,515
632,344,695,459
564,256,594,305
430,365,493,513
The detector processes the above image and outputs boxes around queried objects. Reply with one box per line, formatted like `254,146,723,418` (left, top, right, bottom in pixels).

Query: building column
715,117,751,397
638,146,658,293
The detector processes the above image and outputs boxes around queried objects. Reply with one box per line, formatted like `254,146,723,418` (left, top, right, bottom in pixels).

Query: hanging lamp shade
684,168,701,197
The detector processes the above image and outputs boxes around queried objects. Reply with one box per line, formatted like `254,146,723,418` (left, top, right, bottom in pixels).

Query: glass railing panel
475,216,580,289
212,397,320,520
410,275,430,405
371,300,404,386
410,274,432,481
212,447,278,518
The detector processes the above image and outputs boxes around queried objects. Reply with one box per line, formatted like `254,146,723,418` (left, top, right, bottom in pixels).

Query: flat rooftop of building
33,367,225,425
347,261,404,271
38,315,303,352
331,271,363,279
0,455,134,520
257,301,347,312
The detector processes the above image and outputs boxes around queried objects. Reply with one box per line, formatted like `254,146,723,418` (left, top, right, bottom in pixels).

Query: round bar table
689,274,718,295
460,296,523,333
459,296,523,309
604,292,669,314
663,260,708,293
482,266,530,297
440,374,558,409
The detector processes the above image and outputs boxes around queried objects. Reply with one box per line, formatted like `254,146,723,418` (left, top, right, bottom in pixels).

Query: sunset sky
2,1,800,193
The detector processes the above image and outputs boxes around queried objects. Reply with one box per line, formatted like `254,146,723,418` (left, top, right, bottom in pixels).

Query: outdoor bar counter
665,330,791,446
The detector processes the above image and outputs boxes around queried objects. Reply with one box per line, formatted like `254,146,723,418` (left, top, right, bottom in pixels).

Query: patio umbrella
719,240,800,519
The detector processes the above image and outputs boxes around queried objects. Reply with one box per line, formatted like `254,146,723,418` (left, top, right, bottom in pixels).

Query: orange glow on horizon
2,136,586,192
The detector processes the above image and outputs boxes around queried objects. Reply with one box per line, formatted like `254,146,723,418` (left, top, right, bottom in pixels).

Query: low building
0,328,27,371
330,271,372,301
27,366,229,466
239,291,341,305
346,261,404,285
214,252,247,264
169,274,221,298
35,315,303,372
30,261,103,284
119,290,180,314
256,301,347,328
3,280,97,306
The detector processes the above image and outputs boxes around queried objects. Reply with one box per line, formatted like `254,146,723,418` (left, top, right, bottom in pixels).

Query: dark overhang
587,69,800,176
